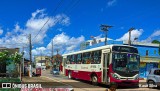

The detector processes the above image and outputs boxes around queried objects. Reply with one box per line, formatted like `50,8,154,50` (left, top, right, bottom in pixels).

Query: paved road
41,69,160,91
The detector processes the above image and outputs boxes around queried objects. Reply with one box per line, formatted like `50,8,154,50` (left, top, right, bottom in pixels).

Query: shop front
139,57,160,79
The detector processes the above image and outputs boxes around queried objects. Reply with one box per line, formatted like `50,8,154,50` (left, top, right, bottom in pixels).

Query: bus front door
102,52,110,83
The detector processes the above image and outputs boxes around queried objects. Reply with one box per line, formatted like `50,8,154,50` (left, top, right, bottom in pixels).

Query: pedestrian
106,83,117,91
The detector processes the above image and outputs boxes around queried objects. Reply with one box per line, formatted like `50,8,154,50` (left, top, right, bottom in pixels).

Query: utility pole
41,50,42,67
29,34,32,77
51,39,54,68
100,24,113,45
51,40,53,59
128,27,135,46
22,47,24,76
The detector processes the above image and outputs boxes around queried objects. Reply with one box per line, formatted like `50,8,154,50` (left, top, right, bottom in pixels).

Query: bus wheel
68,72,72,79
91,75,98,85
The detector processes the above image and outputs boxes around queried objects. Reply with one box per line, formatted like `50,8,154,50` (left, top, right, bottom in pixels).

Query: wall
133,45,160,78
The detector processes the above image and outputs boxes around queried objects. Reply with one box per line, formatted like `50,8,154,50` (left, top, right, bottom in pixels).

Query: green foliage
0,78,21,82
0,50,23,66
0,88,21,91
152,40,160,44
0,50,11,65
151,40,160,55
10,52,23,64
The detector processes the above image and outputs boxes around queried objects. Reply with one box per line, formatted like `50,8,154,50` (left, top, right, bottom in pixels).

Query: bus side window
67,55,70,64
83,52,91,64
92,51,96,64
92,50,101,64
91,52,94,64
87,52,91,64
82,53,85,64
70,55,72,64
71,55,75,64
98,50,101,64
74,54,77,64
77,53,82,64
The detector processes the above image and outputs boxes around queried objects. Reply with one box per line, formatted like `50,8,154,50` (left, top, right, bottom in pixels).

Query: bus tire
91,75,98,85
68,71,72,79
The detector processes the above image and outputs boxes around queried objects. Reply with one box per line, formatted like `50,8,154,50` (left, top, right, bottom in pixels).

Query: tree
152,40,160,44
10,52,23,78
0,50,11,65
0,50,12,74
11,52,23,64
152,40,160,55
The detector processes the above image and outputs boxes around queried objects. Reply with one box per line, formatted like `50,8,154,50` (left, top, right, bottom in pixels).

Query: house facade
34,56,52,69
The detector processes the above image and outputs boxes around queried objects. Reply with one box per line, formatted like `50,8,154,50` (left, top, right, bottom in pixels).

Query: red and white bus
62,45,140,86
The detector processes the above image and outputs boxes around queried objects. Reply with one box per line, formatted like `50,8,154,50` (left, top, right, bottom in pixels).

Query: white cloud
142,30,160,42
107,0,117,7
0,28,3,35
150,30,160,38
32,47,47,56
0,9,70,48
13,23,23,33
116,29,143,41
47,32,85,54
57,28,63,32
32,33,85,56
31,32,85,56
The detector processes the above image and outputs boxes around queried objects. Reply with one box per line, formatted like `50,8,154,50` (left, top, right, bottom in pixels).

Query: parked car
50,69,59,75
147,68,160,88
53,69,60,75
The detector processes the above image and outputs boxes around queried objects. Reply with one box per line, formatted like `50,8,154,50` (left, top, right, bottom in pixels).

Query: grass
0,78,21,83
0,88,21,91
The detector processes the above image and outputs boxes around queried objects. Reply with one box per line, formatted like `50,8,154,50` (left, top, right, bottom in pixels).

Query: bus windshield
112,53,140,74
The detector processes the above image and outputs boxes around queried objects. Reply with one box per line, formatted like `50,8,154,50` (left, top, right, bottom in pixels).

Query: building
80,38,160,78
34,56,52,69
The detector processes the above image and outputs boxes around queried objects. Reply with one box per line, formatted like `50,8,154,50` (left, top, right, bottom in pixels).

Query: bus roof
62,44,137,56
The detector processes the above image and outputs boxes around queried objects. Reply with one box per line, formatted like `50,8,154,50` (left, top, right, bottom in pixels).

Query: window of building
154,50,156,54
146,50,149,56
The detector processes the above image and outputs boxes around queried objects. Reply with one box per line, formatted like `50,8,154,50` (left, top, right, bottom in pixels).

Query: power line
32,0,64,43
33,0,80,44
65,0,80,15
31,0,81,57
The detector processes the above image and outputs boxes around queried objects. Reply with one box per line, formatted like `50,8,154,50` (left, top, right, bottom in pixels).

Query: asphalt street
40,69,160,91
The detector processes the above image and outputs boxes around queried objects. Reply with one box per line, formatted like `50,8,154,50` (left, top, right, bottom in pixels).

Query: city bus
62,45,140,86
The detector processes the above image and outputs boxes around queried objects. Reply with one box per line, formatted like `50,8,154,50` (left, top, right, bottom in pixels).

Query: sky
0,0,160,59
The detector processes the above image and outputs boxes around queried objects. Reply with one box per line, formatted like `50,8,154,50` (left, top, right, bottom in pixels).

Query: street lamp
128,27,135,45
100,24,113,45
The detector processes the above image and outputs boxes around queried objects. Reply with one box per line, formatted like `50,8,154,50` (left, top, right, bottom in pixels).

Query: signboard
112,46,138,53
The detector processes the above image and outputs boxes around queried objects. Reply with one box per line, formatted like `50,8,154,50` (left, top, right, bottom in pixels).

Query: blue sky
0,0,160,58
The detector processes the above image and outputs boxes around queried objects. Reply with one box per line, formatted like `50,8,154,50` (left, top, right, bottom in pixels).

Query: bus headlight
111,73,120,80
